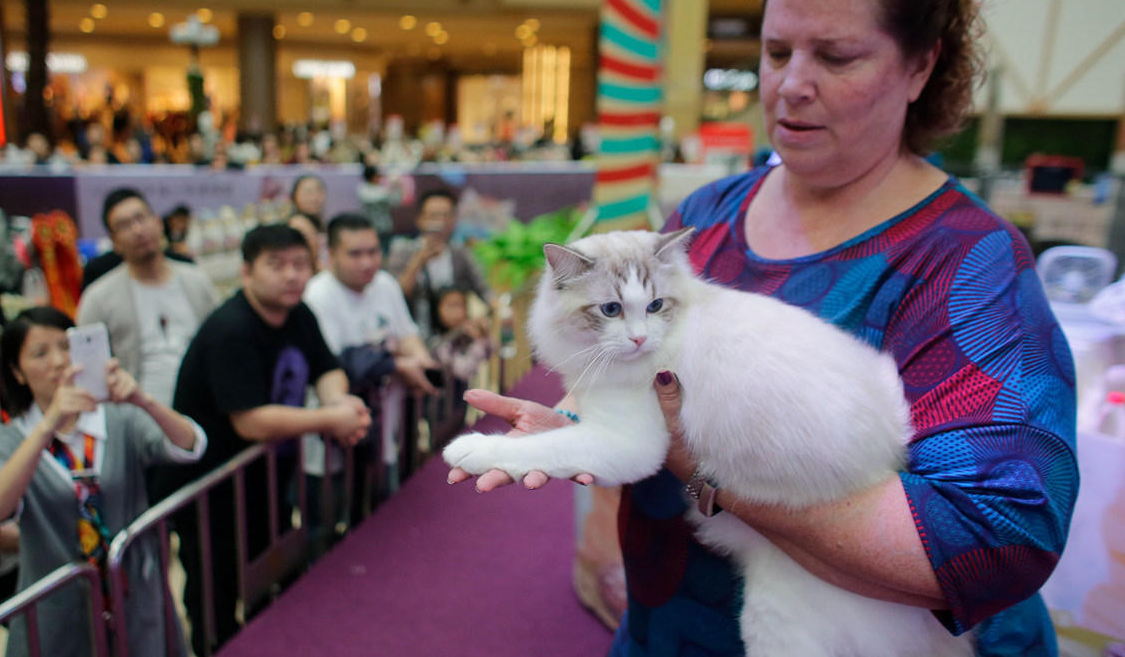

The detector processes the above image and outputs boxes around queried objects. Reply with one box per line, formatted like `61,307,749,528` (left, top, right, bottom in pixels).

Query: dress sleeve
122,405,207,467
0,426,25,521
889,225,1079,633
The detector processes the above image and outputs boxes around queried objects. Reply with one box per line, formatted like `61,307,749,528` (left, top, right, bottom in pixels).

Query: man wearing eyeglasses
76,188,219,408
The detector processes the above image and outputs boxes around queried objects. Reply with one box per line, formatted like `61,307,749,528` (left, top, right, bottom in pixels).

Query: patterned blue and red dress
611,167,1080,657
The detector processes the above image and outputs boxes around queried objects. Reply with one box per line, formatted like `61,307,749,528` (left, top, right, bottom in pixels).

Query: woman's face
437,291,467,331
13,325,71,409
293,178,326,216
759,0,935,186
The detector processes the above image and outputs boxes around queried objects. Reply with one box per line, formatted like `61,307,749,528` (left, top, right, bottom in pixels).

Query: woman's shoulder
0,422,23,457
892,178,1034,268
670,167,769,231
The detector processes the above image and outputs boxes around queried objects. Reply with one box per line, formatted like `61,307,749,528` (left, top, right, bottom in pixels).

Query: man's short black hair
101,187,150,230
241,224,311,264
416,187,458,214
326,213,376,249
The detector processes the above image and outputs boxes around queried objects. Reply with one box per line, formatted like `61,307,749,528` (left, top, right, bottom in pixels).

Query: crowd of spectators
0,180,495,655
1,107,593,172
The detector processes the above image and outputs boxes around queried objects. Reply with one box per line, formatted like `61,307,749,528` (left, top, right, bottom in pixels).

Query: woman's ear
907,39,941,103
10,366,25,386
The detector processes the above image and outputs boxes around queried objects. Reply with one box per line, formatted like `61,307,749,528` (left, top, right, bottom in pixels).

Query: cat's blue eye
647,299,664,313
600,302,622,317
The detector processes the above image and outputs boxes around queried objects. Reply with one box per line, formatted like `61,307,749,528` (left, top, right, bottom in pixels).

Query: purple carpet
217,366,614,656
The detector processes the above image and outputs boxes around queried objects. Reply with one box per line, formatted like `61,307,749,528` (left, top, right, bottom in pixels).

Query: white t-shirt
130,277,200,407
301,269,420,475
423,248,454,291
303,269,419,354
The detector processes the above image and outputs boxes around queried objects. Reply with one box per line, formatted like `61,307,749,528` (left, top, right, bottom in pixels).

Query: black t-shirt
169,290,338,487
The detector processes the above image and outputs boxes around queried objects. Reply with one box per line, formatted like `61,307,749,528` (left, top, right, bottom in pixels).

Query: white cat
443,229,973,656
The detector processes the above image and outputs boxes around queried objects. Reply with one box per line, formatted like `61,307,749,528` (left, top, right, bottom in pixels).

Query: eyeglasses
109,211,155,234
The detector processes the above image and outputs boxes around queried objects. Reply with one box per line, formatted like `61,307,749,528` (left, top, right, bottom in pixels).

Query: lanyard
49,432,98,482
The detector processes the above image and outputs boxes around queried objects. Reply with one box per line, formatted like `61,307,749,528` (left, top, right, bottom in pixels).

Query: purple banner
0,163,597,241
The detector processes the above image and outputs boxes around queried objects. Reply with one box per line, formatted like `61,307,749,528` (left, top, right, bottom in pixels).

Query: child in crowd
427,286,494,386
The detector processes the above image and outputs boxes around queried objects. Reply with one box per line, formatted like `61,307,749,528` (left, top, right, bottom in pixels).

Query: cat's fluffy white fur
444,229,972,656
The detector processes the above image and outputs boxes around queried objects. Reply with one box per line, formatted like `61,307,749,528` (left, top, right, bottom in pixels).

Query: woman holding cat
451,0,1078,655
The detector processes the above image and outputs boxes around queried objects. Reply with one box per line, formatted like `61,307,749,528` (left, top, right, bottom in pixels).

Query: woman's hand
105,359,145,406
448,389,594,491
42,365,97,436
654,371,696,482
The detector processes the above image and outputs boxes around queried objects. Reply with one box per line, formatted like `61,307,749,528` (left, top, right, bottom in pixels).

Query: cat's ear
544,243,594,284
654,228,694,263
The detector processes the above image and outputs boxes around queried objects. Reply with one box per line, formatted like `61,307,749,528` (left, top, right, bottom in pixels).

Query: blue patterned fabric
612,167,1079,656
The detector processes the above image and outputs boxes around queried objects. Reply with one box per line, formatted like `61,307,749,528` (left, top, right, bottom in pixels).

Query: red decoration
30,210,82,318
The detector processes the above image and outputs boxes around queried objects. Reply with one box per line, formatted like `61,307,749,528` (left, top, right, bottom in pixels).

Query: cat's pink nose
631,336,646,347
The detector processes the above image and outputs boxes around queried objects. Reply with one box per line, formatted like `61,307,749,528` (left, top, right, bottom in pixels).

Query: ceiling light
90,4,107,19
297,12,314,27
79,17,96,33
434,31,449,45
515,25,532,40
148,13,165,28
196,8,213,23
352,27,367,42
400,15,417,30
425,22,442,37
525,18,540,31
334,19,351,34
273,24,286,39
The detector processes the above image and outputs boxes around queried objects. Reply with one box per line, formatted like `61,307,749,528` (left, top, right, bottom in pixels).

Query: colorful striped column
590,0,664,234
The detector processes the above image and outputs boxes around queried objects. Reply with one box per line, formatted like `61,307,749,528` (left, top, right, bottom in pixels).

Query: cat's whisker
591,348,618,387
543,343,602,377
577,346,616,391
568,345,613,392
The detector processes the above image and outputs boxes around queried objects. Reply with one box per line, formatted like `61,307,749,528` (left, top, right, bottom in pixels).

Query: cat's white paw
442,433,515,477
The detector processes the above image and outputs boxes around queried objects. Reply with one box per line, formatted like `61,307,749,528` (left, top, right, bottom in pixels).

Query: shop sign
707,16,755,40
703,68,758,92
6,51,88,74
292,59,356,79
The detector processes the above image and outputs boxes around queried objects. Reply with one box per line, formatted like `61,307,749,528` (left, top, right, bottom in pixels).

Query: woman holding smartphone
0,306,206,657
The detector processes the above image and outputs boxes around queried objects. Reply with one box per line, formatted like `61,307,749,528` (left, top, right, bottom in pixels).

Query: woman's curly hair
879,0,987,155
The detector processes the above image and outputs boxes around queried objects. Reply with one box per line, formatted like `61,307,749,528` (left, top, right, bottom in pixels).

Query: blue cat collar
555,408,580,423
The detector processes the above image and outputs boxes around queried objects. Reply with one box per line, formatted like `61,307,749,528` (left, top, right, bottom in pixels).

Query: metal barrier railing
3,375,467,657
0,561,110,657
107,441,308,657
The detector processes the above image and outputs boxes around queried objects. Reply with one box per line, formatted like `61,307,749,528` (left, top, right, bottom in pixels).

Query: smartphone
424,368,445,388
66,323,112,401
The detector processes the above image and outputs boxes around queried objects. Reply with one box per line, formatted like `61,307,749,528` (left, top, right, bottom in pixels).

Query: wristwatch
684,466,722,517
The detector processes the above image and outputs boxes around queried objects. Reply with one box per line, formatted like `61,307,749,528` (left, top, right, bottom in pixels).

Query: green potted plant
471,206,583,294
